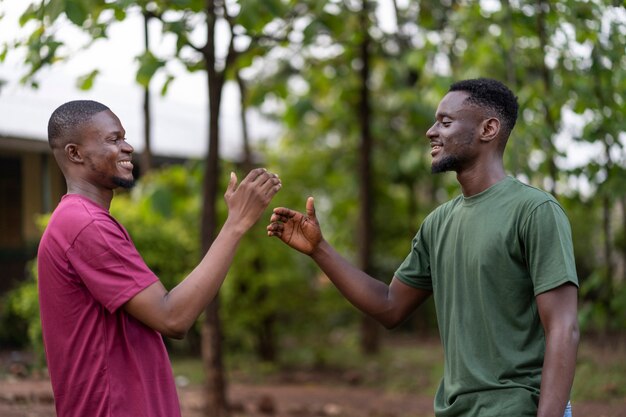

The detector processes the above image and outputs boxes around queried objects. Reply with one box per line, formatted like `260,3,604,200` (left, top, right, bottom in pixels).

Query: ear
64,143,84,164
479,118,500,143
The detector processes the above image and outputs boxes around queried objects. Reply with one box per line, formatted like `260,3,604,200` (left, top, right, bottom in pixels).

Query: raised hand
267,197,322,255
224,168,282,232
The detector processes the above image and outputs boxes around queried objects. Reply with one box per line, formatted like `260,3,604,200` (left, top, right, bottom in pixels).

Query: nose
122,140,134,153
426,123,438,139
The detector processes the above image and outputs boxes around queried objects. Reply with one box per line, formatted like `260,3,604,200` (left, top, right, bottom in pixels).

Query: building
0,134,64,293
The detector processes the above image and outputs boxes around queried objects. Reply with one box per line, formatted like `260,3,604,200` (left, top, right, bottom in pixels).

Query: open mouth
430,143,442,156
118,160,133,170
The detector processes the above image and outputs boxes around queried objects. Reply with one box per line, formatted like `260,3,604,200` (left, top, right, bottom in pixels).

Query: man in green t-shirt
267,78,579,417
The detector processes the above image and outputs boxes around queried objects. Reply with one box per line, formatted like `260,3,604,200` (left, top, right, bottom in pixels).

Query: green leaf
160,74,175,96
65,0,89,26
135,51,165,87
76,69,99,90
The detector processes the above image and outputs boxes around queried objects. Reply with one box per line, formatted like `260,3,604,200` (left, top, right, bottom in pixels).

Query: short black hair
449,78,518,136
48,100,109,148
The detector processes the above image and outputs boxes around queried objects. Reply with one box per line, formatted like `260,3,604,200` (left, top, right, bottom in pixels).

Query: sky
0,1,399,160
0,0,284,159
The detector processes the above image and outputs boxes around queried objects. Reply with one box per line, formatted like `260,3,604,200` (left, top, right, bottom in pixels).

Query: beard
113,176,135,189
431,155,462,174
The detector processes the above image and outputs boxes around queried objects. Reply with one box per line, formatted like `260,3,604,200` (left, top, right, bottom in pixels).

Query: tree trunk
622,197,626,283
501,0,517,89
236,73,253,172
357,0,379,355
200,1,229,416
536,0,559,195
141,11,153,174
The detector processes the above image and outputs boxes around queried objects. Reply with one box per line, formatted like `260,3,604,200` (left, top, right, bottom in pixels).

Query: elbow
564,314,580,347
376,312,406,330
548,316,580,349
570,320,580,347
160,317,191,340
382,317,405,330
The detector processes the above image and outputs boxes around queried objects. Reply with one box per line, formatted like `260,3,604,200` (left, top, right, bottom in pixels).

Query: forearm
311,240,406,328
537,322,579,417
163,218,247,334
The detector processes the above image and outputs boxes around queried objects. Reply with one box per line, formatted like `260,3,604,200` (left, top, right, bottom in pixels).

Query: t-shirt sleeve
522,200,579,295
67,219,159,313
394,226,433,291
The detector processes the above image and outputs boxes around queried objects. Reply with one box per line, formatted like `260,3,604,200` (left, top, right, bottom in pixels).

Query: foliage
1,263,44,366
250,0,626,333
110,163,203,290
0,216,52,365
1,0,625,373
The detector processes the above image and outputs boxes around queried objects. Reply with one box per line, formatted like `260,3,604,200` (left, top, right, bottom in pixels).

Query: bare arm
268,197,431,328
124,168,281,339
536,283,579,417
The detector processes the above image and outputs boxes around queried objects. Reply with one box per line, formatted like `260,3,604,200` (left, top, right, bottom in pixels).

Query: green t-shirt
395,176,578,417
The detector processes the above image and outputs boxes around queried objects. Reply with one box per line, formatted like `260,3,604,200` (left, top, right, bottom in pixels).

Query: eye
108,136,126,143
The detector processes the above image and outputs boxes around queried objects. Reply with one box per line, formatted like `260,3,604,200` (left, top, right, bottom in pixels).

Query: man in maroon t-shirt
38,100,282,417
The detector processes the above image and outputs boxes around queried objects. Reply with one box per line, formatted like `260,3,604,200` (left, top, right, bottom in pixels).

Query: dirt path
1,377,625,417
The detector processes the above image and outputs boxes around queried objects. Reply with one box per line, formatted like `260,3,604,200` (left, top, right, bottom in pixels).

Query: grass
572,337,626,401
170,332,626,403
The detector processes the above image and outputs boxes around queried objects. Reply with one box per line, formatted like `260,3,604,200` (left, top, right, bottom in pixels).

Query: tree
3,0,304,414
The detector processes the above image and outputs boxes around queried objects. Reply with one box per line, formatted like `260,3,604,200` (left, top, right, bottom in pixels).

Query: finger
266,222,282,232
269,213,281,223
225,172,237,198
272,207,294,218
251,168,269,183
262,176,282,196
306,197,316,221
241,168,265,185
270,213,289,223
266,224,282,237
256,170,278,183
259,174,282,197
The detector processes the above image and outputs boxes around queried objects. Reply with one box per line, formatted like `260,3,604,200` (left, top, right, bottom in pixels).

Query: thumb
225,172,237,197
306,196,316,221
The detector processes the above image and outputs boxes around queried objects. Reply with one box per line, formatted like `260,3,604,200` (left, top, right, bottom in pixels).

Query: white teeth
118,161,132,168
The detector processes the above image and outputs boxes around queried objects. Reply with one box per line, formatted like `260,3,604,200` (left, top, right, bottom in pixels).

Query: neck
456,159,506,197
66,179,114,210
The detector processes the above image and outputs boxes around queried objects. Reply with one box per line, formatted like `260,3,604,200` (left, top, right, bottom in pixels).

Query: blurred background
0,1,625,416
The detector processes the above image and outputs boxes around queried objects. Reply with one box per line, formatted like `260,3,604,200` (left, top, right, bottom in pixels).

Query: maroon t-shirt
37,194,181,417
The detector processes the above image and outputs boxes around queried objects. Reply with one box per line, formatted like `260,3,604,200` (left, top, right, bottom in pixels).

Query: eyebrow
435,111,454,120
105,130,126,138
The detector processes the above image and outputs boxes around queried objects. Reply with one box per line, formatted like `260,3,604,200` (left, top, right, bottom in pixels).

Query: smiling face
75,110,135,190
426,91,486,174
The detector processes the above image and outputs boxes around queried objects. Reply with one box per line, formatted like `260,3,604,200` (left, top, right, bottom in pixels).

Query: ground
1,336,626,417
1,372,626,417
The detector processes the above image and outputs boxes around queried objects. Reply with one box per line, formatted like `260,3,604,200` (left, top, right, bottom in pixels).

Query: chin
431,155,460,174
113,177,136,189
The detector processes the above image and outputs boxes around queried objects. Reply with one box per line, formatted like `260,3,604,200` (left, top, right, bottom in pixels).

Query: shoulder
503,177,565,213
501,178,573,234
417,195,464,240
50,195,108,224
44,195,117,244
426,194,464,223
504,177,557,203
